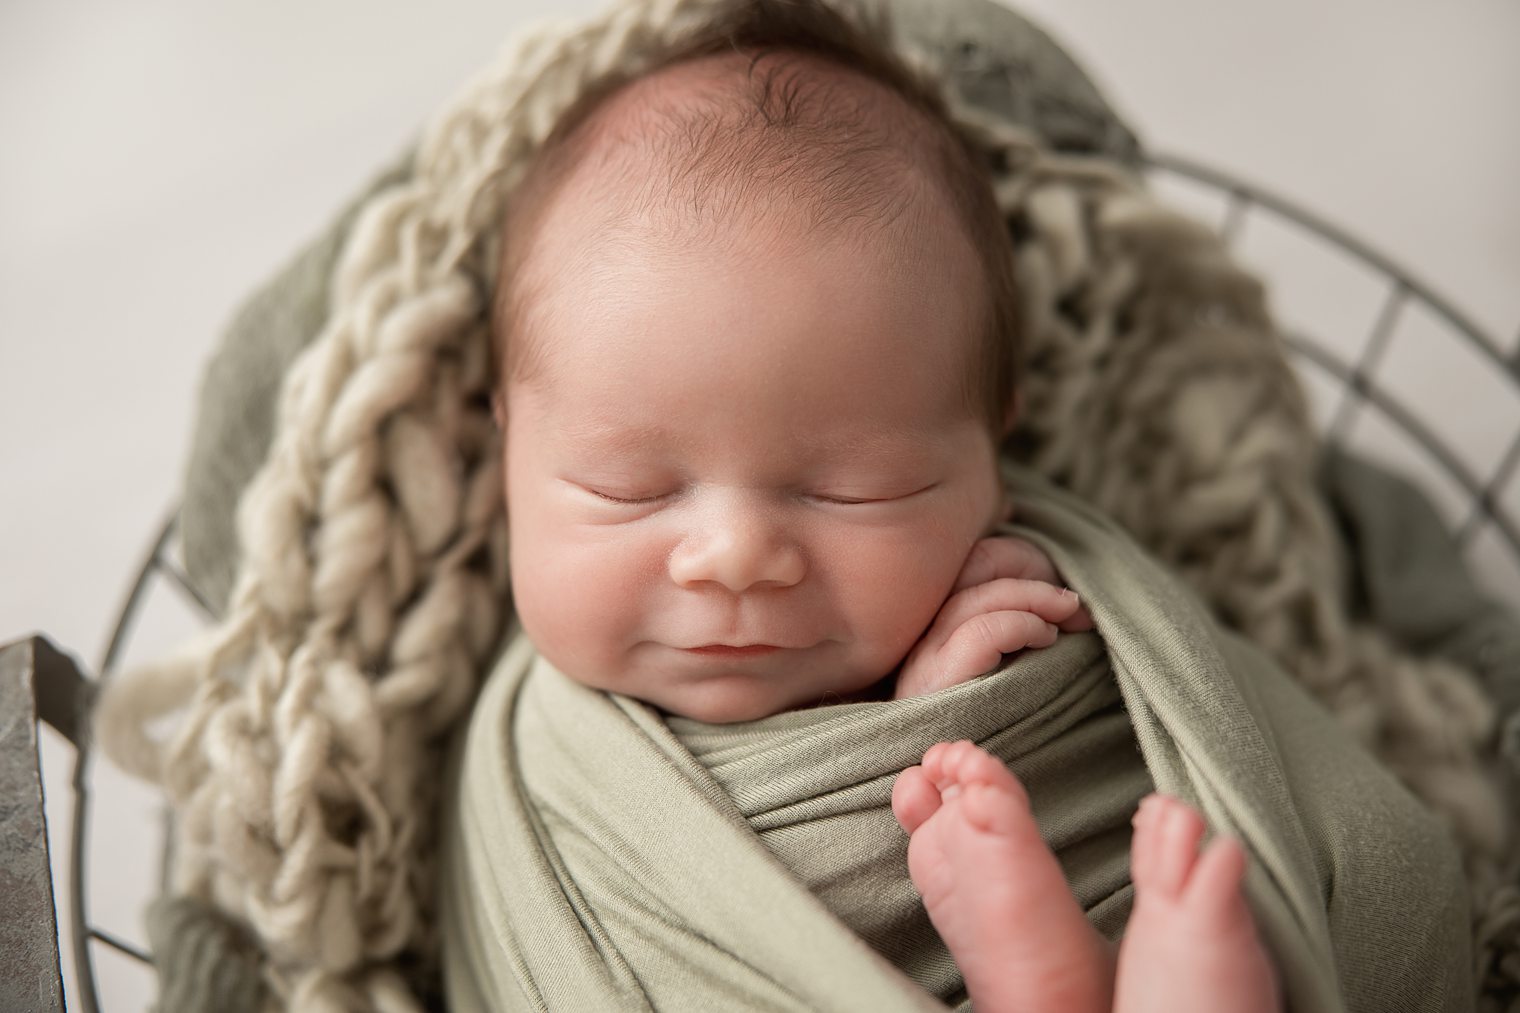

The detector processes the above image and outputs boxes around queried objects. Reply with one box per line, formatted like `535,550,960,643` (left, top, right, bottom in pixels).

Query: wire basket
30,152,1520,1012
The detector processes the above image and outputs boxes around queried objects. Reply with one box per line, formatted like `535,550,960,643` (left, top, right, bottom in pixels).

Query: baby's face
501,204,1002,723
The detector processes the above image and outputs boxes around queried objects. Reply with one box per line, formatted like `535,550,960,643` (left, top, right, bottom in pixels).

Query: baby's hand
893,537,1093,700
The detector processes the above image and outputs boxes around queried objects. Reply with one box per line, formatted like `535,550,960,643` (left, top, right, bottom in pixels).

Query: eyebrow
554,416,947,459
555,419,668,455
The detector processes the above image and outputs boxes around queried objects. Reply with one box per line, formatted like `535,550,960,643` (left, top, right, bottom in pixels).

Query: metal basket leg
0,634,82,1013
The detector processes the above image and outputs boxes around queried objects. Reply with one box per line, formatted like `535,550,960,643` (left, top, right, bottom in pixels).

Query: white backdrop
2,0,1516,1008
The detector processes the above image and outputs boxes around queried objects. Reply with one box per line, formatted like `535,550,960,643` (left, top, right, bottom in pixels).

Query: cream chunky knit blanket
92,0,1518,1009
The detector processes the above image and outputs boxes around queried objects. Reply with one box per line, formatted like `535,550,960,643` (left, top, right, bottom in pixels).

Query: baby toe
1183,835,1249,920
960,781,1026,836
1132,795,1205,900
920,740,957,781
959,746,1029,801
1129,795,1158,876
924,739,977,790
892,765,942,835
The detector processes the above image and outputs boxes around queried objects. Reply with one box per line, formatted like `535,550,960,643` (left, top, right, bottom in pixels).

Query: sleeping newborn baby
488,14,1277,1013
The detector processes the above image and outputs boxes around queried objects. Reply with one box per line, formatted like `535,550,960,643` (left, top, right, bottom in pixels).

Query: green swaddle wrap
440,468,1473,1012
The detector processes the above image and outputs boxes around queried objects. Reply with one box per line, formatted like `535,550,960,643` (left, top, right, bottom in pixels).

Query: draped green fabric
439,467,1473,1012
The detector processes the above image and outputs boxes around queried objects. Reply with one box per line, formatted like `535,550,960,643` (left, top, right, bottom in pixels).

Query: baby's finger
952,536,1059,592
925,578,1081,650
938,610,1059,687
1057,600,1095,633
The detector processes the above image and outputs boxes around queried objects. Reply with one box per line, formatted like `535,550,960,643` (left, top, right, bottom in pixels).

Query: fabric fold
442,632,947,1012
670,633,1145,1003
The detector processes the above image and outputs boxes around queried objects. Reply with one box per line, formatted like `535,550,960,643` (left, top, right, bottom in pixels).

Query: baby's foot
1114,795,1280,1013
892,740,1114,1013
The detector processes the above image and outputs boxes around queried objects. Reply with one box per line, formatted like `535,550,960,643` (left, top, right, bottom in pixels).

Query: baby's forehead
512,212,983,436
497,46,993,414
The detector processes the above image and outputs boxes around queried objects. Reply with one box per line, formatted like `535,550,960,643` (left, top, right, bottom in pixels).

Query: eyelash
586,487,669,505
811,494,883,505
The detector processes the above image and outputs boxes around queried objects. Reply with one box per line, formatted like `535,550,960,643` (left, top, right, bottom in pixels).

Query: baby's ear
997,485,1016,525
1001,388,1023,438
491,391,507,431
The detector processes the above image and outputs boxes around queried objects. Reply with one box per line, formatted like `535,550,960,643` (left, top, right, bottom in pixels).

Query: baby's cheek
836,533,963,656
510,535,651,679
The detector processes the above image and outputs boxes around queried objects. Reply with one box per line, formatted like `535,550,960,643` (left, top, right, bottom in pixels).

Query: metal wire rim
67,512,213,1013
1147,152,1520,559
56,152,1520,1010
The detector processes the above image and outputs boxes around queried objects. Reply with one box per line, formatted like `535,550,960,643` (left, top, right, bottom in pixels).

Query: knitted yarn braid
97,3,754,1007
93,0,1517,1009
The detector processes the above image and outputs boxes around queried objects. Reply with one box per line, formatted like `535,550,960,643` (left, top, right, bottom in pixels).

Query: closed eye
810,483,938,505
813,494,886,505
581,484,674,505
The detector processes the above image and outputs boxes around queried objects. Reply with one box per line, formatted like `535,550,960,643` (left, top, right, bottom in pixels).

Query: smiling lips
683,644,783,657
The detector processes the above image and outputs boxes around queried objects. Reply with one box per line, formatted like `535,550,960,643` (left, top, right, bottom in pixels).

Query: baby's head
492,0,1021,722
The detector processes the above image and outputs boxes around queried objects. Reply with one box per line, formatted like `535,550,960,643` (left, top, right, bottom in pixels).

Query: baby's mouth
683,644,783,658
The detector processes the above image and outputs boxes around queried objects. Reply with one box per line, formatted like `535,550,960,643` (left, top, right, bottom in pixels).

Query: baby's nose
668,503,805,593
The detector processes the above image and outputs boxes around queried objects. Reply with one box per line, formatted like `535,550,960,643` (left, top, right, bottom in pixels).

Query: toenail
942,784,962,801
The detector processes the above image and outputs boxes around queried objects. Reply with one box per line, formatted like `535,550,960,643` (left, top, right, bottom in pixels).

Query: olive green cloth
439,467,1473,1013
1320,447,1520,741
145,896,269,1013
667,631,1147,1007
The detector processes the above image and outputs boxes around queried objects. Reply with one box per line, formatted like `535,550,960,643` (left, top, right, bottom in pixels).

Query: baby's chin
647,671,894,725
534,636,898,724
